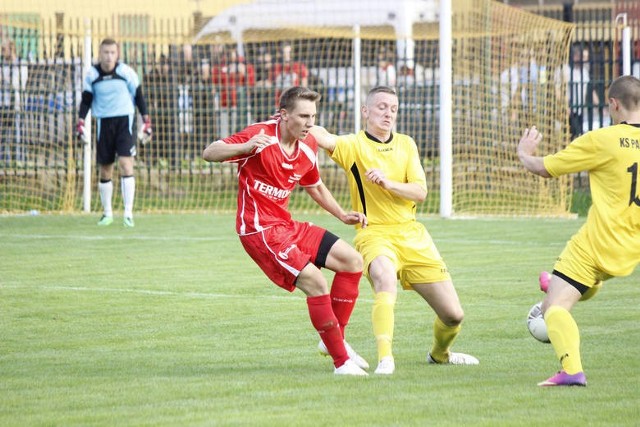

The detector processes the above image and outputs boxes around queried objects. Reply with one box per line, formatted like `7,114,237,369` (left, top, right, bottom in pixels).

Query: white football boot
318,339,369,370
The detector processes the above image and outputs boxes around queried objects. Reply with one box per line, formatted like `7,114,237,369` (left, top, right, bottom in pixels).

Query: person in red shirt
271,42,308,106
211,47,255,134
202,86,369,376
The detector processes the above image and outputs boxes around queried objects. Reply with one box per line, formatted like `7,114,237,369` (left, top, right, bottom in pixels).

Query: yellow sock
430,316,461,363
372,291,396,361
545,306,583,374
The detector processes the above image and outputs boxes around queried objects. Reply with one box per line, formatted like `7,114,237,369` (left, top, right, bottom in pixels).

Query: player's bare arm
517,126,551,178
304,183,367,227
309,126,337,153
203,129,272,162
365,168,427,203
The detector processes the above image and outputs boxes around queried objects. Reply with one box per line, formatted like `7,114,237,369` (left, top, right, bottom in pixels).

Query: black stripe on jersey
620,122,640,127
350,162,367,216
91,63,127,84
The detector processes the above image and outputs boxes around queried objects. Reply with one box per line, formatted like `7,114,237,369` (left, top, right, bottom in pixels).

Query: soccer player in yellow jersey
310,86,479,374
518,75,640,387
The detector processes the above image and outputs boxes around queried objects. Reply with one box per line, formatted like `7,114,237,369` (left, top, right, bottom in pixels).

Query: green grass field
1,213,638,426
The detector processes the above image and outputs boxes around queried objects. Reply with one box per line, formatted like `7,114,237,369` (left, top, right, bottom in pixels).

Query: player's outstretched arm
203,129,271,162
309,126,337,153
517,126,552,178
304,183,367,227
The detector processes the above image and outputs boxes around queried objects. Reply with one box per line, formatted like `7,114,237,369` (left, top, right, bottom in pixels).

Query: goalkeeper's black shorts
96,115,136,164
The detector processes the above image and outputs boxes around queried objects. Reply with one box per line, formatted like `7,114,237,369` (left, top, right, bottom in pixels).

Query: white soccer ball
527,302,550,343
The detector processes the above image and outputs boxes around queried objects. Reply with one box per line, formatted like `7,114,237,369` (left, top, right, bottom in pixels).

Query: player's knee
297,266,329,296
440,309,464,327
342,249,363,273
301,281,329,297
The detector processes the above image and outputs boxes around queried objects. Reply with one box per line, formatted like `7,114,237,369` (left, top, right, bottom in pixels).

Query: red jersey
221,119,322,235
271,62,309,88
211,59,255,107
271,62,309,105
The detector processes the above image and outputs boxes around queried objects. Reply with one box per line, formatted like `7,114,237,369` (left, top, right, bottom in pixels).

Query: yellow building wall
0,0,253,20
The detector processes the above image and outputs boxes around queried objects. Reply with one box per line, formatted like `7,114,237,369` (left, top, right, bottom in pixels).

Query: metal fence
1,2,638,210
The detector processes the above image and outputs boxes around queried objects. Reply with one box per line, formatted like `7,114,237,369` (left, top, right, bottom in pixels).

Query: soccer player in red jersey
203,86,369,375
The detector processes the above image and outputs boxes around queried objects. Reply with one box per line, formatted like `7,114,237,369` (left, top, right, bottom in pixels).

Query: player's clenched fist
247,129,272,154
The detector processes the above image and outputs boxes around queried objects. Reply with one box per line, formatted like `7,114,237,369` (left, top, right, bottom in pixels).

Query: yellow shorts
554,237,611,288
353,221,450,290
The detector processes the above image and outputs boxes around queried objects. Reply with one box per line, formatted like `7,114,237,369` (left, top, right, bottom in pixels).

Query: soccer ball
527,302,550,343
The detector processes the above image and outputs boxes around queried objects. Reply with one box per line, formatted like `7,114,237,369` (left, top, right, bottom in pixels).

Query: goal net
0,0,574,216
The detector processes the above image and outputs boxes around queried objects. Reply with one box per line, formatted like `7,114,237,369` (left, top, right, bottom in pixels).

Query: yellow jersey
544,123,640,277
332,130,427,228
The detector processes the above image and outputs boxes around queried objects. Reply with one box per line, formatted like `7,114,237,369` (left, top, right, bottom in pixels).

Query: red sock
307,294,348,367
330,271,361,338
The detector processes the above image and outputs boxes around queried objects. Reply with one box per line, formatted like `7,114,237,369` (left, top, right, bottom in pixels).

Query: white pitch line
0,234,228,242
1,284,382,304
436,238,565,247
0,284,302,301
1,234,564,246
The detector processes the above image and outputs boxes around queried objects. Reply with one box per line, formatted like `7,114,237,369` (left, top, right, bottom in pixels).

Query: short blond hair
366,86,397,106
608,75,640,110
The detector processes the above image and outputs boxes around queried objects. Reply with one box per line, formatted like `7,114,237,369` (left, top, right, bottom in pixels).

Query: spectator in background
375,47,396,88
397,64,416,88
254,46,273,89
271,41,308,102
500,47,542,129
143,54,176,167
176,43,202,168
23,61,48,161
251,46,275,122
193,59,215,151
562,45,600,139
23,59,70,166
1,40,28,165
211,46,255,136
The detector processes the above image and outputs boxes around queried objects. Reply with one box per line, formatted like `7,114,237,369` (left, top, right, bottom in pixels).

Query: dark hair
608,75,640,110
278,86,321,111
100,38,118,47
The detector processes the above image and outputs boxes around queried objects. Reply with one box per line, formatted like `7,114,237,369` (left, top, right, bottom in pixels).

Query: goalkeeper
77,38,152,228
310,86,479,375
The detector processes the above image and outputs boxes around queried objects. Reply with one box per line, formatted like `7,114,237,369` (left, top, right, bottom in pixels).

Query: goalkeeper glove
76,119,89,144
138,115,152,145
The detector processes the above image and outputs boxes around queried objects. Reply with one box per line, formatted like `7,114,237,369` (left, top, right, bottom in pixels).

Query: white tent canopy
195,0,438,62
195,0,453,218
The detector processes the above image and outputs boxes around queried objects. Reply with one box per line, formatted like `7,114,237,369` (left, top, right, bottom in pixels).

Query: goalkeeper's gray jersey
83,62,139,118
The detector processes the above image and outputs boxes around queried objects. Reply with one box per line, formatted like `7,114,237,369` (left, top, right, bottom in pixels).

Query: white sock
121,176,135,218
98,180,113,217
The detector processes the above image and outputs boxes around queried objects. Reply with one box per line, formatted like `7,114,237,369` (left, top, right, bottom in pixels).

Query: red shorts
239,221,329,292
